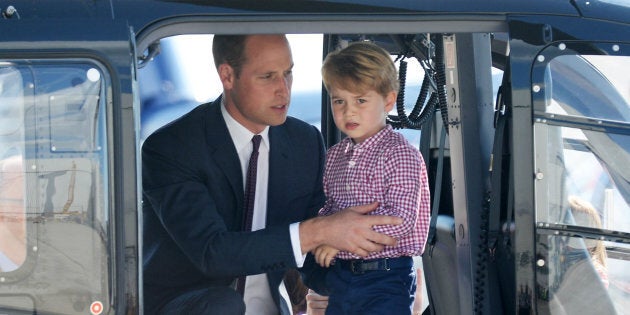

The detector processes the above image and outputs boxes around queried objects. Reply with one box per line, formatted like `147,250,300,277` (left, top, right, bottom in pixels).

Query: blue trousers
325,257,416,315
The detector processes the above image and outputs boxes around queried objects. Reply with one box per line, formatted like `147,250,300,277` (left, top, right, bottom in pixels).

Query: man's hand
306,289,328,315
313,245,339,267
300,202,402,256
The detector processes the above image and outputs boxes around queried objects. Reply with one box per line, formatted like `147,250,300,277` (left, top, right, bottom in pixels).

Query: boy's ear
218,63,235,90
385,91,397,112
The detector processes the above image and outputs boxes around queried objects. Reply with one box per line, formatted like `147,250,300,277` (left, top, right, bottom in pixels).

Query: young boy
309,41,431,314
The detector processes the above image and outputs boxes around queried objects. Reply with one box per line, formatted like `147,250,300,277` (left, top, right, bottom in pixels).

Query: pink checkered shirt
319,125,431,260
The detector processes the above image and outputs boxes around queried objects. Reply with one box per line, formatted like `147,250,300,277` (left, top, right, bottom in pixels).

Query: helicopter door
0,10,140,315
508,11,630,314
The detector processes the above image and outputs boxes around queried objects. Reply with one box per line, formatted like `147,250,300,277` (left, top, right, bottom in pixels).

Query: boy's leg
324,266,351,315
346,258,416,315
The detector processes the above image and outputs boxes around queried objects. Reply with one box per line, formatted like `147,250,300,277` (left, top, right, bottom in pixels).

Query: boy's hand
313,245,339,267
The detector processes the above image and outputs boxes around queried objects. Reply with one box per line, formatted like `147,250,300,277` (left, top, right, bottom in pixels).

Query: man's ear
385,91,397,112
218,63,235,90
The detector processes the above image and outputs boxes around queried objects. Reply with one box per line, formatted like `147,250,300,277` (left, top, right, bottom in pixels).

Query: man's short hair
212,35,249,77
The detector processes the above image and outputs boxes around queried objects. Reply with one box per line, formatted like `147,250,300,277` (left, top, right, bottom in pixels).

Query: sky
171,34,325,103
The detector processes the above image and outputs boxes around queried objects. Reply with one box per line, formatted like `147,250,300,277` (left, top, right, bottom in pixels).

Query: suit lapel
267,125,291,226
203,99,244,206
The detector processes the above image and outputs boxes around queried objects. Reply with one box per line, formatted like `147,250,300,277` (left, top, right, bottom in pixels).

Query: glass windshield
537,234,630,314
535,125,630,233
545,55,630,122
0,60,111,315
0,65,26,273
534,51,630,314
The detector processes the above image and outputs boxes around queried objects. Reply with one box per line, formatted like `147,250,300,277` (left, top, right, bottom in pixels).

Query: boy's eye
357,98,367,104
332,99,344,105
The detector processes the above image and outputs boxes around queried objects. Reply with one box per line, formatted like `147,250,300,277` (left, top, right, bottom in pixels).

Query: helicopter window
0,65,26,273
534,122,630,314
535,125,630,234
0,60,111,314
537,234,630,314
533,50,630,313
533,52,630,233
544,55,630,122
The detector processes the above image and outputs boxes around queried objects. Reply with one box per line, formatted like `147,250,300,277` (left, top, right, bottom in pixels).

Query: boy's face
329,87,396,144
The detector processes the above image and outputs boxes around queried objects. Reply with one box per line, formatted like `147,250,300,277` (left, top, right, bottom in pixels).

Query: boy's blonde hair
322,41,399,97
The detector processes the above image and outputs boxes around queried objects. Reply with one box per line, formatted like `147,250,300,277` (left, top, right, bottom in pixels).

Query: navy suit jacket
142,98,326,314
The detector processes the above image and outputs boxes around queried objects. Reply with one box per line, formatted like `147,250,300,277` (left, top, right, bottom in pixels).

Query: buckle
349,261,364,274
348,258,390,274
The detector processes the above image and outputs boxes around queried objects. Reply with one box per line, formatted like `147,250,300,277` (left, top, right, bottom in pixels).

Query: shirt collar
343,124,392,154
220,97,270,152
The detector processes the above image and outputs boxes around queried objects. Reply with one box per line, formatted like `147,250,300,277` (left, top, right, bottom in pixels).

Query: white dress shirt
221,102,303,314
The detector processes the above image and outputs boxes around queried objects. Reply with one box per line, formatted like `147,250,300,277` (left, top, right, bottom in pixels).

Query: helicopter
0,1,629,314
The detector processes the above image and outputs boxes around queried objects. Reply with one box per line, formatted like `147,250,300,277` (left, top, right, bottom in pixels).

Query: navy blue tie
242,135,262,232
237,134,262,295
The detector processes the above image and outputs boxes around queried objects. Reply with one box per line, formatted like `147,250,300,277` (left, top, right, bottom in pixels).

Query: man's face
220,35,294,134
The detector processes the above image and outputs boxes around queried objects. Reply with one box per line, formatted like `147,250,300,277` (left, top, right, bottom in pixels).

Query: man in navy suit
142,34,402,315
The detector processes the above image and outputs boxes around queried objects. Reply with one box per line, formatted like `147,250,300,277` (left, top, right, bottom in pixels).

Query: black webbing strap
427,123,447,256
488,84,509,259
504,145,514,248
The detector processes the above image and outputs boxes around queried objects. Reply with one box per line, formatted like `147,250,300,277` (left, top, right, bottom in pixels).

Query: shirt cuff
290,222,307,267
